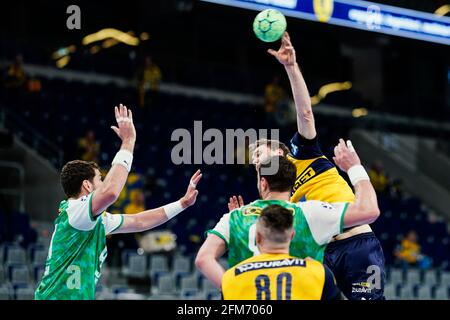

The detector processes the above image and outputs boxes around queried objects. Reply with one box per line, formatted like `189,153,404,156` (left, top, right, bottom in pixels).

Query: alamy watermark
66,5,81,30
171,121,281,175
66,265,81,290
351,265,383,299
366,265,382,290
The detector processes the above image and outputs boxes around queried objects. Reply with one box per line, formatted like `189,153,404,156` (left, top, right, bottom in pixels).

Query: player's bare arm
112,170,202,234
91,104,136,216
195,233,227,289
333,139,380,227
268,32,316,140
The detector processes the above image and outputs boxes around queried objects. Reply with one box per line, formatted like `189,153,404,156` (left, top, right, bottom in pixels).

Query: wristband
347,165,370,186
163,200,184,219
111,149,133,172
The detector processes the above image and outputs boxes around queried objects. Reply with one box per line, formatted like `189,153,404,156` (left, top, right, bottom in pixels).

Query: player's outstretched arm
333,139,380,227
268,32,316,140
195,233,227,289
91,104,136,217
111,170,202,234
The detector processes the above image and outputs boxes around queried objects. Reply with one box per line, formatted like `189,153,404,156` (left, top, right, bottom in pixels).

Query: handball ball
253,9,287,42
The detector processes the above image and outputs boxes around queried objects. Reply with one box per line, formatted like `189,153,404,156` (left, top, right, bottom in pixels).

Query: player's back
222,253,339,300
209,199,339,267
288,133,355,203
35,194,111,300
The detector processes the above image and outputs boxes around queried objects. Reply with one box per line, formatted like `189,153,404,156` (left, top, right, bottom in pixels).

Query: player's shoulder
287,152,324,160
294,200,340,219
246,199,265,207
222,267,234,281
295,200,334,209
58,199,69,212
304,257,324,268
223,256,251,278
65,193,93,213
289,132,325,160
298,258,326,278
228,255,265,276
293,199,318,210
63,193,98,230
222,265,237,287
231,200,263,215
68,193,91,205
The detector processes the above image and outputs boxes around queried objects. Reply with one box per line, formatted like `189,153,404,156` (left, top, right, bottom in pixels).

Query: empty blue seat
10,265,30,286
417,285,432,300
0,285,13,300
434,286,449,299
5,246,26,265
15,286,35,300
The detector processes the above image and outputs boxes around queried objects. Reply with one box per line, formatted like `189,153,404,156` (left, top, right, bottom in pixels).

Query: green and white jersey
207,199,348,268
35,193,124,300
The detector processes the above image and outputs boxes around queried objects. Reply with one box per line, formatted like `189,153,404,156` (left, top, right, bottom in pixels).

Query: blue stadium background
0,0,449,300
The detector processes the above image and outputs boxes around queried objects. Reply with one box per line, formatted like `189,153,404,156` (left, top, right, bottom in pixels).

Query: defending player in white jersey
35,104,202,300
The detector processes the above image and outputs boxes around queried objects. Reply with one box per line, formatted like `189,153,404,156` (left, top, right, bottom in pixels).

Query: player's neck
69,190,89,200
260,248,290,255
263,191,290,201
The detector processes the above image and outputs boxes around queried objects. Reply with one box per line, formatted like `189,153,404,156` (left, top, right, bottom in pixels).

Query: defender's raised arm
91,104,136,216
333,139,380,227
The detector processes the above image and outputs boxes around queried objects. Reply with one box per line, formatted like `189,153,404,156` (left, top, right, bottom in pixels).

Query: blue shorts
324,232,386,300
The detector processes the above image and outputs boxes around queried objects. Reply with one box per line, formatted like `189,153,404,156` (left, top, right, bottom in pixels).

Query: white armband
347,165,370,186
111,150,133,172
163,200,184,219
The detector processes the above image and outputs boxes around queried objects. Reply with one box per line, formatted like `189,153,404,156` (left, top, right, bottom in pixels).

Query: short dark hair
258,156,296,193
258,204,294,243
249,139,290,157
60,160,100,198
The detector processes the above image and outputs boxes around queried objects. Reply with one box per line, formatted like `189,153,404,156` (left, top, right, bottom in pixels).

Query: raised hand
111,104,136,145
180,169,203,208
267,32,296,67
228,195,245,212
333,139,361,172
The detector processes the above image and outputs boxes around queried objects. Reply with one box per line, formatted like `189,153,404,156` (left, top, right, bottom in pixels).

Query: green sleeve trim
110,214,124,234
340,203,349,234
205,230,228,249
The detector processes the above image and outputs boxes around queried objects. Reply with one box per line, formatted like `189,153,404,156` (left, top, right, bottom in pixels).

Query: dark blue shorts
324,232,386,300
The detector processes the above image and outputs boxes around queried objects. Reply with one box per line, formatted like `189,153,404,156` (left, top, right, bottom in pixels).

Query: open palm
180,169,202,208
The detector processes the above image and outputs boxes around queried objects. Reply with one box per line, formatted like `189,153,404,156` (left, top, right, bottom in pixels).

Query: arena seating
1,78,449,300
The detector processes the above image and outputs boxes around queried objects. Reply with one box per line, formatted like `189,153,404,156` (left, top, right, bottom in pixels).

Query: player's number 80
255,273,293,300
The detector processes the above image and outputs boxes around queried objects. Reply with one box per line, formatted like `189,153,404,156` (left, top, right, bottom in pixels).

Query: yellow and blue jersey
288,132,355,204
222,253,340,300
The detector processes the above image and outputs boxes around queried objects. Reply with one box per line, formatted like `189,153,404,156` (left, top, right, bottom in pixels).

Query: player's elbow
300,108,313,120
361,205,380,224
104,189,120,204
130,214,147,233
195,252,205,270
369,207,381,223
297,114,316,139
195,251,210,271
298,106,315,124
346,203,380,227
101,184,123,203
94,187,120,206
